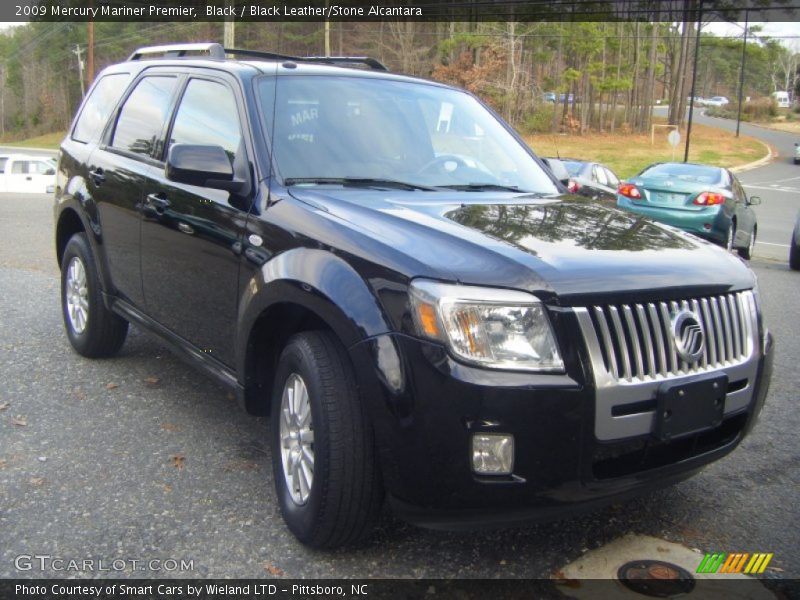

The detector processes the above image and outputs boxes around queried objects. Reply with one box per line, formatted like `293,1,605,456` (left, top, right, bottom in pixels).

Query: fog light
471,433,514,475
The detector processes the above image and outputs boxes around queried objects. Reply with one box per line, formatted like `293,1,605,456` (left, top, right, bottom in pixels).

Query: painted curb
730,139,774,173
0,146,58,155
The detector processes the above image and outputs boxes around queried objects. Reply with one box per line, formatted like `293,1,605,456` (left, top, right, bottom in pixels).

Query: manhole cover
618,560,696,597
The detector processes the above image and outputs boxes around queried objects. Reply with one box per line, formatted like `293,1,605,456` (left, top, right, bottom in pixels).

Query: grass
0,131,65,150
525,120,766,179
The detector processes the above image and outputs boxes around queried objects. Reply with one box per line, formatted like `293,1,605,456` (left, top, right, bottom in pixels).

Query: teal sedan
616,162,761,259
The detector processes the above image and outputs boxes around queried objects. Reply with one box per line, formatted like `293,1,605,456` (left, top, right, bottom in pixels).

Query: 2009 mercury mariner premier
55,42,773,548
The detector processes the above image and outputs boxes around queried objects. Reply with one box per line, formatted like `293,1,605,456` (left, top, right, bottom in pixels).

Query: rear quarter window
72,73,132,144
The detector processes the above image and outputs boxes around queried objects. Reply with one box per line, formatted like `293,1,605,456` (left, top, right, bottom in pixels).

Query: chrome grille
587,291,756,382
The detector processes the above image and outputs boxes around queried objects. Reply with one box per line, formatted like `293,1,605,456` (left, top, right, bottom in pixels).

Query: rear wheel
270,330,383,549
738,226,756,260
61,233,128,357
725,222,736,252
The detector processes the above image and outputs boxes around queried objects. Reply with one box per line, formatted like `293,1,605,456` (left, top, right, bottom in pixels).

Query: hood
287,188,755,301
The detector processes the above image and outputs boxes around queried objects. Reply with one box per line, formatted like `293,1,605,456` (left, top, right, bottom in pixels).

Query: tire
791,233,800,271
725,221,736,252
61,233,128,358
270,330,383,549
738,226,756,260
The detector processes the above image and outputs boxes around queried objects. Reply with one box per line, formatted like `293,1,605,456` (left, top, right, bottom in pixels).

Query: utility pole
0,64,5,138
683,3,702,163
224,18,235,49
73,44,86,97
87,20,94,87
324,0,330,56
735,11,749,138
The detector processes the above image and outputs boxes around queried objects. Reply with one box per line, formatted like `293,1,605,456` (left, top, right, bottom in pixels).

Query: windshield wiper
284,177,439,191
439,183,529,193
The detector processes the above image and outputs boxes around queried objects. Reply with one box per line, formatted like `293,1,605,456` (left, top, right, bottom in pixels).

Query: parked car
616,162,760,258
704,96,730,108
540,156,575,191
791,212,800,270
542,91,556,103
0,153,56,193
548,158,621,202
55,43,773,549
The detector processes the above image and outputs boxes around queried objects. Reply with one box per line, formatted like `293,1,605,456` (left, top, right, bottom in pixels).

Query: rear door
731,173,757,244
140,73,251,366
5,159,36,193
88,73,180,307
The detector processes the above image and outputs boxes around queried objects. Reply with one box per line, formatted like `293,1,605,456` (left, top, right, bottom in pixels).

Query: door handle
88,168,105,185
25,176,32,181
145,193,171,213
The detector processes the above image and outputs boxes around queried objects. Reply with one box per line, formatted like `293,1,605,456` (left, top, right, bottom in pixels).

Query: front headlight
409,279,563,372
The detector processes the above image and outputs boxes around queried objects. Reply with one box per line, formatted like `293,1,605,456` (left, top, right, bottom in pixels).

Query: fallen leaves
160,423,180,432
263,562,284,576
0,401,9,411
171,454,185,470
105,382,119,390
11,416,27,427
144,376,161,387
29,477,46,487
223,460,258,472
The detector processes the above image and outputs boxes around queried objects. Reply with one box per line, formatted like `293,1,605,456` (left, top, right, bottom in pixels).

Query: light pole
735,11,749,138
684,2,703,163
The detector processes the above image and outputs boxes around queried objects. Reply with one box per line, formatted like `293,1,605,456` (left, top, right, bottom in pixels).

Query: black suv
56,43,773,549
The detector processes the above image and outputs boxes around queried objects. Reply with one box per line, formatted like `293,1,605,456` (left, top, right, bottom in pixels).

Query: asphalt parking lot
1,191,798,583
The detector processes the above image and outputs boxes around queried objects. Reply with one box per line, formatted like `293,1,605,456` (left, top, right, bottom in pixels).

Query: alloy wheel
279,373,315,505
65,256,89,334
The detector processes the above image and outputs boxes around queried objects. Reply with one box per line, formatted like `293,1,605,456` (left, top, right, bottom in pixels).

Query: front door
140,76,251,366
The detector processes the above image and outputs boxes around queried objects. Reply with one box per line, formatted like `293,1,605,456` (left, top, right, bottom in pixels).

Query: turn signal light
693,191,726,206
618,183,642,199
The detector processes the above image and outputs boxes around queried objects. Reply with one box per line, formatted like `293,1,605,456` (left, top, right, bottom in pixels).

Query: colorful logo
696,552,773,574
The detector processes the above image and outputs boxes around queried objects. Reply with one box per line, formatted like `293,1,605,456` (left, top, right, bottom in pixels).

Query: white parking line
756,241,790,247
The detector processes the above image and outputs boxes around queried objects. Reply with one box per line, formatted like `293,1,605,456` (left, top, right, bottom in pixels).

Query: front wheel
61,233,128,357
270,331,383,549
738,227,756,260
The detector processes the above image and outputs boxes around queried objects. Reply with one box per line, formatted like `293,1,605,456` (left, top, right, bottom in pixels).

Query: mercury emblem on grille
671,310,705,363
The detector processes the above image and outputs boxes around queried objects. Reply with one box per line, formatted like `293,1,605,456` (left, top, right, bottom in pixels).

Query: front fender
236,247,393,381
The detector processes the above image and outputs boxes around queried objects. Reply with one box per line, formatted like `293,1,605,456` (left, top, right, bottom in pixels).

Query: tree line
0,18,797,139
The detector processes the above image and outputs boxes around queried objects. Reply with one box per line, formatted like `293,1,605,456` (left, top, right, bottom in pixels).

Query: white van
772,91,791,109
0,154,56,194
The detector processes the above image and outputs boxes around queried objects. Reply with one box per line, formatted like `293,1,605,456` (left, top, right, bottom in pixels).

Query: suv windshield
259,75,559,194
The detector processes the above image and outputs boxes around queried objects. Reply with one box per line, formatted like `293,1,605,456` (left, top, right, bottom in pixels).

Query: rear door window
11,161,29,174
111,76,178,158
72,73,131,143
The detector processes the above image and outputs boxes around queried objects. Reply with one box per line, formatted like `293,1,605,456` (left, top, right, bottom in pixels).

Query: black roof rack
225,47,387,71
127,43,388,71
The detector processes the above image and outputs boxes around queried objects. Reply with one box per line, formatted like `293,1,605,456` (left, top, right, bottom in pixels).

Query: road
654,106,799,262
0,189,798,587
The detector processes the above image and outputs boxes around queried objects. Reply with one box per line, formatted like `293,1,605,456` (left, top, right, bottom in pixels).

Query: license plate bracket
654,374,727,441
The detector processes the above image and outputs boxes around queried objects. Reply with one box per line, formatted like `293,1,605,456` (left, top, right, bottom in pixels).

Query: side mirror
44,168,56,176
165,144,245,192
748,195,761,206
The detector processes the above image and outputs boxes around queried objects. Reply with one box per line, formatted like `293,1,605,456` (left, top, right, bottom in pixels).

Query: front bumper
617,197,728,243
349,312,773,530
